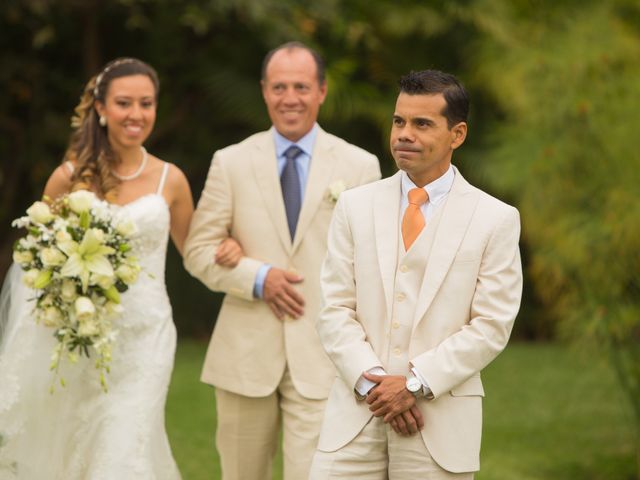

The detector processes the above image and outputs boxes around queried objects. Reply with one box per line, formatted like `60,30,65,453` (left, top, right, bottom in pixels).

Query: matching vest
385,206,445,375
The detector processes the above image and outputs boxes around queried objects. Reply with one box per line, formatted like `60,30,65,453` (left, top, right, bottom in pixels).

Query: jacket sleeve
183,152,262,300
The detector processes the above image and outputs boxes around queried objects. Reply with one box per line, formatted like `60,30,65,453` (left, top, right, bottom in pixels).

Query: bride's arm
166,164,194,256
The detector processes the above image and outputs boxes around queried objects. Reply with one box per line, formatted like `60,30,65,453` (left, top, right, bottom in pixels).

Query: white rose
60,279,78,302
74,296,96,322
116,264,139,284
40,247,67,267
13,249,34,265
22,269,40,288
55,229,72,243
67,190,96,214
78,319,99,337
26,201,54,224
115,219,136,237
41,306,64,328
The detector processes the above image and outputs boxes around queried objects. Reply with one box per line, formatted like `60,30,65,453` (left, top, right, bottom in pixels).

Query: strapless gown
0,194,181,479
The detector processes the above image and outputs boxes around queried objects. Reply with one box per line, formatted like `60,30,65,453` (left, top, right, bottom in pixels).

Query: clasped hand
363,372,424,436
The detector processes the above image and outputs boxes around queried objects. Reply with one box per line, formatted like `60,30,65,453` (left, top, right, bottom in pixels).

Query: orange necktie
402,187,429,250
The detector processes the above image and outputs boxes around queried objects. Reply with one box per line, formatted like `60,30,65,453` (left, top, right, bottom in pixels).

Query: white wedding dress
0,164,181,479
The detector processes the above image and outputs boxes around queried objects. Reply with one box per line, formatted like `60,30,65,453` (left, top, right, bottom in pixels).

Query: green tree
469,0,640,475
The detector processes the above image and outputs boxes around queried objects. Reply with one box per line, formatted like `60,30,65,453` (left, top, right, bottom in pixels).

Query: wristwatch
405,376,423,398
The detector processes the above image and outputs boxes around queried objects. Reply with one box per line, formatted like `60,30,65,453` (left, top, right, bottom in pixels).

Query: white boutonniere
326,180,347,204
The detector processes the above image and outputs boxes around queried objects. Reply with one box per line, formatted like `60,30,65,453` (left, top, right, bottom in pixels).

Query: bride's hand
215,238,244,268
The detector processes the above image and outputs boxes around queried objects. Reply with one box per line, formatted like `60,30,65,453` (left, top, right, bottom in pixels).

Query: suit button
400,265,409,273
396,293,406,302
393,348,401,356
392,322,400,329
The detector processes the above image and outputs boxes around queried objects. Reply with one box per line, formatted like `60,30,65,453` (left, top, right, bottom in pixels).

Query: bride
0,58,241,478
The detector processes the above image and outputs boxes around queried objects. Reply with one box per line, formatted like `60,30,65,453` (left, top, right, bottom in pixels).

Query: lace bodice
120,193,170,279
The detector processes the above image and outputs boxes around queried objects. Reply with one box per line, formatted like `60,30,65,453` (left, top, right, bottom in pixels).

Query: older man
183,42,380,480
310,69,523,479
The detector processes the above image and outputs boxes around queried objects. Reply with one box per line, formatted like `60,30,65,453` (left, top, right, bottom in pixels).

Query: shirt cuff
253,264,272,299
411,366,432,398
355,366,386,398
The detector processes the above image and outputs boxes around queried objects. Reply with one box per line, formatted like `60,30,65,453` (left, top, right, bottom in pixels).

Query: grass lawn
166,341,636,479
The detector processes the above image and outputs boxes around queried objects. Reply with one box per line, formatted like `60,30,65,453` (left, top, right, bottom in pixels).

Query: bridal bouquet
11,190,140,391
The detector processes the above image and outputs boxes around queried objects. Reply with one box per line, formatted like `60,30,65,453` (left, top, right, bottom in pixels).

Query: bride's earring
99,115,107,127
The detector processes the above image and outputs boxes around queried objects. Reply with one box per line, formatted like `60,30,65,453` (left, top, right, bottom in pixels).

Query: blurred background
1,0,639,477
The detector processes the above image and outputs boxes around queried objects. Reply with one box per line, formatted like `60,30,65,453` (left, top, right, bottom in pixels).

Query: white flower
22,269,40,288
55,229,72,243
13,249,34,264
115,219,136,237
27,201,54,224
40,247,67,267
41,306,64,328
59,228,115,292
92,203,112,222
116,264,139,284
91,273,115,290
78,319,99,337
74,296,96,322
11,216,30,228
327,180,347,204
67,190,96,214
60,279,78,302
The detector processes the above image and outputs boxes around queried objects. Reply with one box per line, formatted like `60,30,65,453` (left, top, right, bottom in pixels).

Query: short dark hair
398,70,469,128
261,41,326,85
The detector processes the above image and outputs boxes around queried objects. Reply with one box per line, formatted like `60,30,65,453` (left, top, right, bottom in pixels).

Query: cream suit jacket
316,168,522,472
183,127,380,399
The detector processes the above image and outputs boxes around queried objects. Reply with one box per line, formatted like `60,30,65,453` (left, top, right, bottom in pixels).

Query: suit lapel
412,169,480,331
292,128,338,253
374,172,403,322
251,132,292,253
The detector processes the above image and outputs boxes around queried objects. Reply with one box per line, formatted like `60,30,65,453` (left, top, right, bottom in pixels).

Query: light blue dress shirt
253,124,320,298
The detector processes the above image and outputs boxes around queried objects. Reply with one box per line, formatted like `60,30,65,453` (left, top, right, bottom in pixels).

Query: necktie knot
408,187,428,206
284,145,303,162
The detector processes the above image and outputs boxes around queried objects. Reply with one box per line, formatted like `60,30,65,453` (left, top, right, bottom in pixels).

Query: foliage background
1,0,639,475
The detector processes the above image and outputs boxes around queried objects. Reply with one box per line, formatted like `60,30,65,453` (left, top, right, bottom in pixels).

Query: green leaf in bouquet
119,243,132,253
103,285,121,304
79,211,90,229
34,270,53,289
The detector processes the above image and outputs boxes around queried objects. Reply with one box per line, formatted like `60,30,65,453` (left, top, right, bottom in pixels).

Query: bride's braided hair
64,58,160,201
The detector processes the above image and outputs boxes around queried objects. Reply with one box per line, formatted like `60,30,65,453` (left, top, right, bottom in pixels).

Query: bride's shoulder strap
156,162,170,195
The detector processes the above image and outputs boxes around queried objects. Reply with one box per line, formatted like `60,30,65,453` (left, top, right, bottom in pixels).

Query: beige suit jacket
316,168,522,472
183,127,380,399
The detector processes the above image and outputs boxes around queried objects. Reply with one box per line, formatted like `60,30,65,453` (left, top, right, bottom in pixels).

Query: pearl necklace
113,146,148,181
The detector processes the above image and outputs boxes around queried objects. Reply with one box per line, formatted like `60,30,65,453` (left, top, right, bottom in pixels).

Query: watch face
407,377,421,393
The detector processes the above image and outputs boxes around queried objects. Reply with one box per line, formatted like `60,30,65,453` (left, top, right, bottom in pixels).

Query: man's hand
389,405,424,436
263,268,305,320
215,238,244,267
364,372,416,423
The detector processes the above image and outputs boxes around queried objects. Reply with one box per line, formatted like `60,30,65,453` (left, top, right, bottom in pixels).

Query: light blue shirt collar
272,124,319,158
